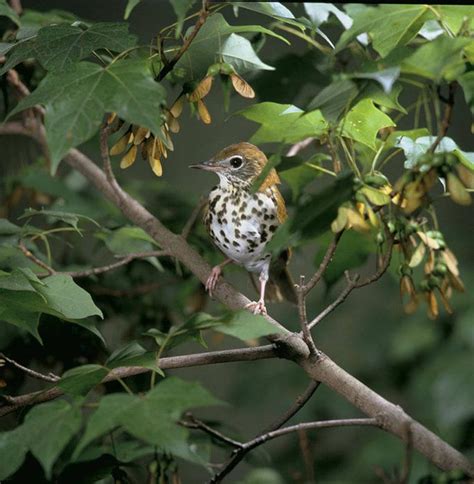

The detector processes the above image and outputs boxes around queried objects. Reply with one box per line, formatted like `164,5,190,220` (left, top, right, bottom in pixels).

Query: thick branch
0,345,276,417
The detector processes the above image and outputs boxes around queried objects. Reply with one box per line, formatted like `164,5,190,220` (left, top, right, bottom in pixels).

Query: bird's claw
205,266,222,297
245,300,267,315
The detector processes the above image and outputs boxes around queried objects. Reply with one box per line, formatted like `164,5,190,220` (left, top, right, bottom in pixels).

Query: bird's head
190,142,280,189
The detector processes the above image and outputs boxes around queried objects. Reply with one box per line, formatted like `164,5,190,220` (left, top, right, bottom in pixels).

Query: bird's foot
245,299,267,315
205,265,222,297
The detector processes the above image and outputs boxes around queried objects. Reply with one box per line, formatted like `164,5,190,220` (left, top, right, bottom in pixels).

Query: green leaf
0,428,28,481
0,268,38,291
59,364,109,396
9,59,166,174
239,102,328,144
337,5,433,57
0,291,42,341
434,5,474,35
175,14,287,81
401,36,471,81
307,79,358,123
341,99,395,150
0,22,134,74
459,71,474,114
75,378,222,460
100,226,158,255
213,310,284,341
221,33,274,72
170,0,197,38
314,231,375,287
233,2,295,20
73,393,135,458
0,0,20,26
36,274,103,319
0,219,21,235
16,8,78,39
20,208,99,232
23,400,82,479
291,172,354,241
304,3,352,29
359,83,406,114
352,67,400,94
124,0,141,19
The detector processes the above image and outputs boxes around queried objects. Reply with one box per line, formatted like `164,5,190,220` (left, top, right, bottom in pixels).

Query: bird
190,142,296,314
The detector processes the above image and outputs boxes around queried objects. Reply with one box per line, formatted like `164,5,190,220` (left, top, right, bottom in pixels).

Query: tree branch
181,196,206,239
181,413,244,449
156,0,210,82
308,271,359,330
303,232,343,295
296,275,318,355
0,354,60,383
0,345,277,417
261,380,321,434
18,240,56,275
209,418,379,483
429,82,456,153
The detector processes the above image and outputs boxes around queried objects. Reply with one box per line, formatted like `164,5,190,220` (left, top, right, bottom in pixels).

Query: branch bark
0,345,276,417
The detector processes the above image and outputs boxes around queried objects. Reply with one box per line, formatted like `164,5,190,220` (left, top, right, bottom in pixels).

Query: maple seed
133,126,150,145
110,132,132,156
189,76,214,102
447,172,471,205
120,145,138,169
170,96,185,118
230,73,255,99
197,99,211,124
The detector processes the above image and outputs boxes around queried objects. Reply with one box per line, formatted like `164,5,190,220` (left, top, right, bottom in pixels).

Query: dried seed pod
197,99,211,124
106,112,117,125
149,155,163,176
331,206,348,233
442,249,459,276
447,172,471,205
230,73,255,98
133,126,150,145
120,144,138,169
456,164,474,189
346,208,370,232
110,132,133,156
168,115,180,133
170,96,185,118
426,290,438,319
189,76,213,102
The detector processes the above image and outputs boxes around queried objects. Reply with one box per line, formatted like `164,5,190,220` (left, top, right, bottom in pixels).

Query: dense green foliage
0,2,473,483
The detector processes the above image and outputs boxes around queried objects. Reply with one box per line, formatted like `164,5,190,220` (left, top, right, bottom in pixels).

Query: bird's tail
250,249,297,304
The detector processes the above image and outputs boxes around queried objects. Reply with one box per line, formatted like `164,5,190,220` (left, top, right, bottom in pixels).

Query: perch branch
296,275,318,355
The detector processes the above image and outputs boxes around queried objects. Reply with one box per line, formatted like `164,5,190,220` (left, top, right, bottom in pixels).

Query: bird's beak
189,160,221,172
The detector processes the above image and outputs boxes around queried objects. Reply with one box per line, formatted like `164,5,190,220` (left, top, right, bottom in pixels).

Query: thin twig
355,234,394,288
0,345,277,417
181,414,244,449
286,138,314,157
298,428,315,483
428,82,456,154
156,0,210,82
0,354,59,383
181,197,206,239
308,272,360,330
18,240,56,275
303,232,343,295
209,418,379,483
297,275,318,355
261,380,321,434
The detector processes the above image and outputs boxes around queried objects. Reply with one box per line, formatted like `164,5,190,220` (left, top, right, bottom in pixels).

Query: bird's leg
245,271,268,315
205,258,232,297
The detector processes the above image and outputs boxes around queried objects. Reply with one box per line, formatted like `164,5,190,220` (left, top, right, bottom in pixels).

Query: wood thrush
190,142,296,314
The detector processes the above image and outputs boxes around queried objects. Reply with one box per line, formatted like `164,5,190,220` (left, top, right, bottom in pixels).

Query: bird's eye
230,156,243,169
